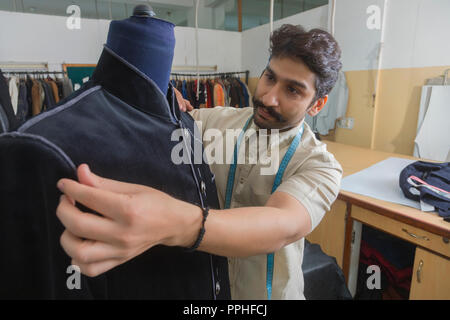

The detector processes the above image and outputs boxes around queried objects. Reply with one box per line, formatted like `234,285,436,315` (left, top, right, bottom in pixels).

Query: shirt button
239,177,245,184
215,281,221,296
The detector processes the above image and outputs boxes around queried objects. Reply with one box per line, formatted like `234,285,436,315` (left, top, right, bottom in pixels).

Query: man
56,24,343,299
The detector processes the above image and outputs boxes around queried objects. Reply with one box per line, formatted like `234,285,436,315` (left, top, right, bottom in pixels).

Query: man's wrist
163,200,203,248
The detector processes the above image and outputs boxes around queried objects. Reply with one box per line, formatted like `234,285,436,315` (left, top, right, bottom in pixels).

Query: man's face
253,56,326,131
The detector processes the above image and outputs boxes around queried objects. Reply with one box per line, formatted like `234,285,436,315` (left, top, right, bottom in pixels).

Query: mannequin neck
106,16,175,95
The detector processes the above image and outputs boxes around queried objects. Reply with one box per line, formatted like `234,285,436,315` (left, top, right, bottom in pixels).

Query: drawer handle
417,260,424,283
402,228,430,241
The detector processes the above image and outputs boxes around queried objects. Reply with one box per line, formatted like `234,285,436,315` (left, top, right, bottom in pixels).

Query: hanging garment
236,79,250,107
16,81,29,125
198,81,206,107
186,80,194,107
1,46,230,299
399,160,450,217
26,77,34,117
213,82,225,107
223,79,231,106
182,80,188,99
229,80,241,108
47,78,60,104
0,69,17,131
235,79,245,108
216,79,227,106
61,77,74,99
414,86,450,162
305,71,348,135
55,79,64,101
41,80,56,111
8,76,19,115
31,79,44,116
206,80,214,108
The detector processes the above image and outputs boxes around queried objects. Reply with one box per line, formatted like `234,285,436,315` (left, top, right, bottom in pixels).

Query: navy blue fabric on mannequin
0,8,230,299
106,16,175,95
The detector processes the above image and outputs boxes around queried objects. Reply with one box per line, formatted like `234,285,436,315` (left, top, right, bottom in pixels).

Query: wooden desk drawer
410,247,450,299
352,206,450,258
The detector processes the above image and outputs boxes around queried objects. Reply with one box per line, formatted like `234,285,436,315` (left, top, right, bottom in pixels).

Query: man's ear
307,95,328,117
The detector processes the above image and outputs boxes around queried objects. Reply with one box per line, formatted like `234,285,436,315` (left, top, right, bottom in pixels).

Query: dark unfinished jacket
0,46,230,299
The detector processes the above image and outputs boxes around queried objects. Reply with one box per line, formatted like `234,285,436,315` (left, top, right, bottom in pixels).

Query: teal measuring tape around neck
224,115,304,299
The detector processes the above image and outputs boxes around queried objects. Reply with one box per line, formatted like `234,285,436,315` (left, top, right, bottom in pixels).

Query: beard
252,97,287,129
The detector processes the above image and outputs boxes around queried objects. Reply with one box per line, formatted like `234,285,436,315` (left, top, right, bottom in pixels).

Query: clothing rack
171,70,249,85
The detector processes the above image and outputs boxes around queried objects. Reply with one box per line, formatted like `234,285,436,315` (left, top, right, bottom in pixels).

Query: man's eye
265,74,275,81
287,86,299,95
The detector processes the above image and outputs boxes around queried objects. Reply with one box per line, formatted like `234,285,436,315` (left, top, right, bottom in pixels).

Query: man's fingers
77,164,145,194
60,230,126,265
185,100,194,111
72,258,123,278
57,195,120,243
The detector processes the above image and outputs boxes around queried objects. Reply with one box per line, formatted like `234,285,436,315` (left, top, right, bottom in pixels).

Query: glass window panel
240,0,328,31
0,0,15,12
1,0,328,31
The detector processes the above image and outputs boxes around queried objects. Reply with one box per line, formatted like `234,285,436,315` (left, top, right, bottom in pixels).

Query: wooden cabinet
350,205,450,299
409,247,450,300
314,141,450,299
306,199,347,268
308,202,450,299
351,206,450,258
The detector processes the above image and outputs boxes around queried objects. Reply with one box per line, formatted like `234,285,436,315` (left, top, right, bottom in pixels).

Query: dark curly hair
270,24,342,100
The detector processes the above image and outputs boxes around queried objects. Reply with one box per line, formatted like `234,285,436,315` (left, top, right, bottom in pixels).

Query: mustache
253,98,286,122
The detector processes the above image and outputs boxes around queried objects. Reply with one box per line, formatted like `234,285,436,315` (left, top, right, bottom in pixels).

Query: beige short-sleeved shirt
189,106,342,300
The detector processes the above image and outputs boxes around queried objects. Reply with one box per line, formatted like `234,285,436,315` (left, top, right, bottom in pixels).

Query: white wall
382,0,450,70
333,0,450,71
0,11,109,71
0,10,241,73
332,0,384,71
241,5,329,78
173,27,241,73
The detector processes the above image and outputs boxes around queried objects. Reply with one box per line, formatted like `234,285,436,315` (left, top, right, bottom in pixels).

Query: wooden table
306,141,450,299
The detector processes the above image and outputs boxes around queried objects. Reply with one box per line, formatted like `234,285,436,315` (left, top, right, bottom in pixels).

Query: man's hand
173,87,193,112
56,164,202,277
56,166,314,277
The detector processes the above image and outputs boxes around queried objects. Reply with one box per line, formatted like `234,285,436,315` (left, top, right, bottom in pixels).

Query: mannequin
0,5,230,299
106,5,175,95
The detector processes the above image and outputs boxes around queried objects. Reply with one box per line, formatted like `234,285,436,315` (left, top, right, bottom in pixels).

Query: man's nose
261,85,280,108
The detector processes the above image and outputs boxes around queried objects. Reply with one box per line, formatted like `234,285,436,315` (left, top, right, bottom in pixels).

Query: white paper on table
341,157,425,210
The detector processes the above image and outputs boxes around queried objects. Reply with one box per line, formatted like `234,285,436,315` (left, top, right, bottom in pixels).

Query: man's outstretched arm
56,164,312,277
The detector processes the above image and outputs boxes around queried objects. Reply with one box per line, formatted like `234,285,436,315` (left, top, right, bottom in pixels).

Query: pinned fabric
399,161,450,217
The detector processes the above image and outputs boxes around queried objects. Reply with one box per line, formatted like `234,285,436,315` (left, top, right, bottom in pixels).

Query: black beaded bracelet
186,206,210,252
